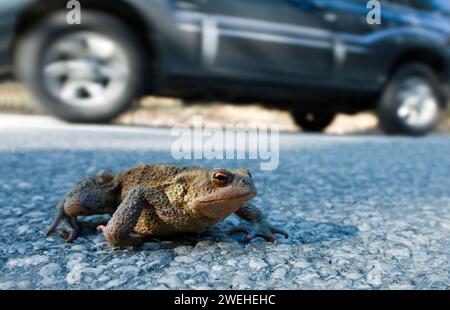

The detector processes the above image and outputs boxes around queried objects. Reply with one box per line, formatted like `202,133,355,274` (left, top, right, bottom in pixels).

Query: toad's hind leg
47,197,109,243
47,171,118,243
97,186,167,248
47,195,115,243
46,200,82,243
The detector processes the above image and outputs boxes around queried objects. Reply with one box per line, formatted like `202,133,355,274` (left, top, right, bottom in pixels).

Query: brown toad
47,164,288,247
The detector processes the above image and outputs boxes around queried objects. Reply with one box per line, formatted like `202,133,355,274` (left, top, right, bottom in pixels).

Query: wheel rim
396,76,439,129
42,31,130,108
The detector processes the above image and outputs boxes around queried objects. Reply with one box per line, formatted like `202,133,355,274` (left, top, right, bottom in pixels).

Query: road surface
0,114,449,289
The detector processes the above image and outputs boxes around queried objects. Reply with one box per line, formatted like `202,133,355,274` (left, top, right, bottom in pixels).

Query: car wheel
377,63,445,136
292,112,335,132
14,11,148,123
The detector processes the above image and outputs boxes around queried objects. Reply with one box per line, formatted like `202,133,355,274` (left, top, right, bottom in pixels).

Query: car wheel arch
389,48,448,81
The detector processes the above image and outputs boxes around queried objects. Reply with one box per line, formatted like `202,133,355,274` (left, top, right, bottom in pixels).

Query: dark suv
1,0,450,135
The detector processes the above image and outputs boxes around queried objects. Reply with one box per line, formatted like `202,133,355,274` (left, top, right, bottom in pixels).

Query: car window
384,0,410,6
386,0,450,13
409,0,450,13
343,0,368,4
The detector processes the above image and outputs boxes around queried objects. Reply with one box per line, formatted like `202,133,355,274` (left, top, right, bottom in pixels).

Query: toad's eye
213,171,230,186
247,171,252,178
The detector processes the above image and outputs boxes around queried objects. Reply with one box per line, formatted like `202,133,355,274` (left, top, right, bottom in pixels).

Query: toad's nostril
240,178,253,187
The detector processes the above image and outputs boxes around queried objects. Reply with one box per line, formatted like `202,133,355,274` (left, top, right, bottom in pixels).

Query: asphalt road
0,114,449,289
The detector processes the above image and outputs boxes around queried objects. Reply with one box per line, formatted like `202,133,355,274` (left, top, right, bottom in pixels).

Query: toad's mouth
194,191,256,207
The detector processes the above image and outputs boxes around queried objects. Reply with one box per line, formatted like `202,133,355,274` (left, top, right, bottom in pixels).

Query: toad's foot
96,225,144,247
46,201,81,243
229,222,288,243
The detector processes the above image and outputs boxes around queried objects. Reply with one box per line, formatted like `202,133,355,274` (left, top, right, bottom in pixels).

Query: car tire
377,63,445,136
292,112,335,132
14,11,148,123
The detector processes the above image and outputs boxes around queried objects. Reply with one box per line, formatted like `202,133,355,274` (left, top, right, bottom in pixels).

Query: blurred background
1,0,450,135
0,81,386,134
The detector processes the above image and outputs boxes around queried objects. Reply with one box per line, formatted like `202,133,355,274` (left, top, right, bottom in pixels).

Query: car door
316,0,381,83
173,0,334,80
324,0,426,84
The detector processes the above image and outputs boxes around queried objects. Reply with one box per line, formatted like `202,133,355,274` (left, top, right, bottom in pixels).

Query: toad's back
115,164,185,195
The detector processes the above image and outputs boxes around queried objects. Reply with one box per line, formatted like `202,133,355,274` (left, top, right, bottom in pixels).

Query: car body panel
0,0,36,77
162,0,450,98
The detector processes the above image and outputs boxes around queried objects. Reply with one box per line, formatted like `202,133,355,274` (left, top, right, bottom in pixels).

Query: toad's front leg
229,203,288,243
97,186,170,248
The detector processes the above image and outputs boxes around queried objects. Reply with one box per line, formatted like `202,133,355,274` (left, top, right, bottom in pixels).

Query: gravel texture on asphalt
0,117,449,289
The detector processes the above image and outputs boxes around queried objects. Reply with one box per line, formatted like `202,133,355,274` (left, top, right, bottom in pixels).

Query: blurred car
1,0,450,135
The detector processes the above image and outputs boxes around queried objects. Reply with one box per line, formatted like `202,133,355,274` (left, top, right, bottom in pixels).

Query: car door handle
323,12,338,23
